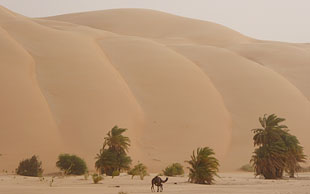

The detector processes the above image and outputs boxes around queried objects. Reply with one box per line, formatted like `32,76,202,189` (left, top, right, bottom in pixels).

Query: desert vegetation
7,120,308,188
84,171,89,180
9,119,307,186
16,155,43,177
56,154,87,175
239,164,254,172
128,162,148,180
163,163,184,176
186,147,219,184
251,114,306,179
92,173,103,184
95,126,132,176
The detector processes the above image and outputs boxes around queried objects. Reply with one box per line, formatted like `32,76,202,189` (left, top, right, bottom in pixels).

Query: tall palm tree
282,133,306,178
95,126,132,176
103,125,130,153
251,114,306,179
251,141,287,179
186,147,219,184
251,114,288,179
252,114,288,147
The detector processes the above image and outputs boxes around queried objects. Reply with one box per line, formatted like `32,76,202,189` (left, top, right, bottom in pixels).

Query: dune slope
0,25,61,172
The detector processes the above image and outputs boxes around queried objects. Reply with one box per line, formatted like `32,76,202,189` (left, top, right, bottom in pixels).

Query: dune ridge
0,6,309,172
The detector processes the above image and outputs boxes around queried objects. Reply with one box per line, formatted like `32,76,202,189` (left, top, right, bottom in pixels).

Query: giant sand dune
0,6,309,172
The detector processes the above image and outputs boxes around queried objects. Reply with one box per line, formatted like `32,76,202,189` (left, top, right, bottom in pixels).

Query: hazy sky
0,0,309,43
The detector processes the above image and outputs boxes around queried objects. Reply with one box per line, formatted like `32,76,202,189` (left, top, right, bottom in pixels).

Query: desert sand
1,172,310,194
0,6,310,174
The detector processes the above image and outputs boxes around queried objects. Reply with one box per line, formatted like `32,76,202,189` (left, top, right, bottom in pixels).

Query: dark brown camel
151,176,168,192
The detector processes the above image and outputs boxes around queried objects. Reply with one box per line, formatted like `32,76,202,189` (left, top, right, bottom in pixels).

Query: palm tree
95,148,115,175
103,125,130,152
252,114,288,147
251,141,287,179
251,114,306,179
95,125,132,176
251,114,288,179
186,147,219,184
282,133,306,178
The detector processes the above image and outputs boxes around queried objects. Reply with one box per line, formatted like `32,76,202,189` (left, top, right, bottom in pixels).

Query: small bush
49,177,54,187
112,170,120,178
16,155,43,177
84,171,89,180
92,173,103,184
163,163,184,176
240,164,254,172
128,163,148,180
56,154,87,175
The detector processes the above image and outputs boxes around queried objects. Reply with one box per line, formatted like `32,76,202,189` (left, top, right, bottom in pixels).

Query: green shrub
128,163,148,180
163,163,184,176
56,154,87,175
92,173,103,184
16,155,43,177
239,164,254,172
112,170,120,178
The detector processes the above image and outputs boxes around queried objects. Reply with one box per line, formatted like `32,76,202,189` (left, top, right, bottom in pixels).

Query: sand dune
0,6,309,172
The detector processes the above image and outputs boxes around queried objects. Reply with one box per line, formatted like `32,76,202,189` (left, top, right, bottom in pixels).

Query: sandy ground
1,172,310,194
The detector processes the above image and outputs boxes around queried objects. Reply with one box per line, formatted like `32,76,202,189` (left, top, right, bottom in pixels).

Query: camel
151,176,168,192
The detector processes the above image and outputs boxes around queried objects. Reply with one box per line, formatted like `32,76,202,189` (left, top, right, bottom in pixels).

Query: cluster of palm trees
251,114,306,179
95,114,307,184
95,125,220,184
